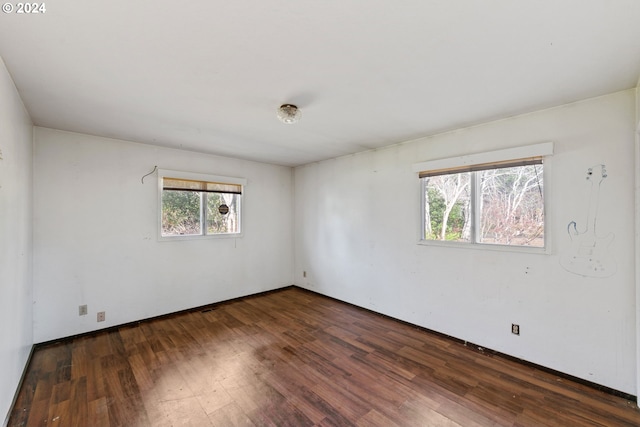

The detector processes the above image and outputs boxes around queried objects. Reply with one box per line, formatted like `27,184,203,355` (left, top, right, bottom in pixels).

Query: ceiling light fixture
277,104,301,124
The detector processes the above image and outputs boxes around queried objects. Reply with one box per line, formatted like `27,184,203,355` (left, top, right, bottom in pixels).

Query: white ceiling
1,1,640,167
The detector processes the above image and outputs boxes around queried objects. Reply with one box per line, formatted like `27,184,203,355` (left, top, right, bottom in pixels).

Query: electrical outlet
97,311,106,322
79,305,88,316
512,324,520,335
303,271,307,278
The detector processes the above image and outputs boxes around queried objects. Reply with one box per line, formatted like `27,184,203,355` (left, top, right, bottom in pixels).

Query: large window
414,143,552,249
158,170,245,239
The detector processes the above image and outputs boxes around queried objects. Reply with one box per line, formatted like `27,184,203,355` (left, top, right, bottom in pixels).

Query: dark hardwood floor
8,287,640,426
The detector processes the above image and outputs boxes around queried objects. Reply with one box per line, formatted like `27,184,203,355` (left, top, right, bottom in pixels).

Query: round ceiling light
277,104,301,124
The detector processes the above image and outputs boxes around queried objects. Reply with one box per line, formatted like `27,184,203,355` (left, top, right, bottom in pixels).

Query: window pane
161,190,202,236
424,172,471,242
478,165,544,246
206,193,240,234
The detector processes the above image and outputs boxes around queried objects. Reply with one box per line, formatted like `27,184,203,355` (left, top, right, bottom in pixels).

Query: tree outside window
159,173,243,238
423,163,543,247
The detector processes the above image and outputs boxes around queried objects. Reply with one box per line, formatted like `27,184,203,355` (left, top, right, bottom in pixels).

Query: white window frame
413,142,554,253
157,169,247,241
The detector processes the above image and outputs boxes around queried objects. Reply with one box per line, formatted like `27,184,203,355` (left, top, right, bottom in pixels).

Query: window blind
163,177,242,194
418,157,543,179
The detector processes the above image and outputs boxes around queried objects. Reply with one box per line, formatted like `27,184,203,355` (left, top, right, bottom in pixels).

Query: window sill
416,239,549,255
158,233,243,242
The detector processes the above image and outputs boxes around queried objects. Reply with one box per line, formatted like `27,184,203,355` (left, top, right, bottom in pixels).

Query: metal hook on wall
141,165,158,184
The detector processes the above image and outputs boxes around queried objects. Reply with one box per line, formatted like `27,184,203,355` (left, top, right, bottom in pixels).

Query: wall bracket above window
412,142,554,175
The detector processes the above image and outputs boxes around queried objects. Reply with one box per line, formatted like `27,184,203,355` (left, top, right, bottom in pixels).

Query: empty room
2,1,640,426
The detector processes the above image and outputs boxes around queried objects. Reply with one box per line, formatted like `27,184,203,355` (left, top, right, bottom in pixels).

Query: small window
158,170,244,239
420,159,545,248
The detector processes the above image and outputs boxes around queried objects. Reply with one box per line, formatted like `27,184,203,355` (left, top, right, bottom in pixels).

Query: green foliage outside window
162,190,201,235
426,188,466,241
206,193,239,234
162,190,240,237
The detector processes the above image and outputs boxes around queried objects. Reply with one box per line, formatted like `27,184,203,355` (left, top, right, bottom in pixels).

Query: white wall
294,90,637,394
0,58,33,423
33,128,293,343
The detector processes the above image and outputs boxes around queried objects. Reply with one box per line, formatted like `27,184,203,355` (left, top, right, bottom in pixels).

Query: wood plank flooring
8,287,640,426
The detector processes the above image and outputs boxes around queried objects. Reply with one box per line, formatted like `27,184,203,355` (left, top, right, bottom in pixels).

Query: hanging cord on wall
141,165,158,184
